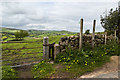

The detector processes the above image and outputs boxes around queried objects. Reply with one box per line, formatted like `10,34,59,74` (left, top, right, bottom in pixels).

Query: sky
0,0,120,32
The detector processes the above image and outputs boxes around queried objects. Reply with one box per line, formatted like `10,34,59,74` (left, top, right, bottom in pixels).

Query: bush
14,30,29,40
2,66,17,78
85,29,90,35
100,40,119,56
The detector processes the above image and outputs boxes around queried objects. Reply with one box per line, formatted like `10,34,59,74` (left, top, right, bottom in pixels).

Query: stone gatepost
54,44,60,60
43,37,49,60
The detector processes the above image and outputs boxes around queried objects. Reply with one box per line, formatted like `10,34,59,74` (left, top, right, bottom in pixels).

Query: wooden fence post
43,37,49,60
92,20,96,48
114,30,117,41
79,18,83,50
105,32,107,45
54,44,60,60
114,30,117,38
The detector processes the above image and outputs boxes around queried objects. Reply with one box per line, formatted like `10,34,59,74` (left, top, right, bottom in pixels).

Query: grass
2,34,73,70
2,66,17,78
3,38,118,78
31,61,55,78
67,56,110,78
31,40,118,78
52,40,118,78
2,38,43,66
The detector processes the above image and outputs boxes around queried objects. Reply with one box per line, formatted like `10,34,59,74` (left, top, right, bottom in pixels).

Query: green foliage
55,46,110,66
14,30,29,40
31,61,55,78
100,8,119,35
100,40,119,56
96,32,104,34
2,66,17,78
54,45,111,77
55,40,118,76
85,29,90,35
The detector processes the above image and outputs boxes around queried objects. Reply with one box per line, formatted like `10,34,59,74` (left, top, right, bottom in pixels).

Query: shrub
101,40,119,56
14,30,29,40
2,66,17,78
85,29,90,35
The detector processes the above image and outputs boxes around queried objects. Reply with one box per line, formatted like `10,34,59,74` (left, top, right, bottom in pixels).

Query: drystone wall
59,34,115,52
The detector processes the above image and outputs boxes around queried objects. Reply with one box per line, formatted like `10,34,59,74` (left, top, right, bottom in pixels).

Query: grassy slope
2,27,76,66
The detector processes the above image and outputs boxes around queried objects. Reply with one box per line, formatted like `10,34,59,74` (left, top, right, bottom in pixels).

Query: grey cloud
1,2,118,32
2,3,26,15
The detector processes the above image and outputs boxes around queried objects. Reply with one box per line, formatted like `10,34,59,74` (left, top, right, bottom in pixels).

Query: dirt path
80,56,119,78
14,65,33,78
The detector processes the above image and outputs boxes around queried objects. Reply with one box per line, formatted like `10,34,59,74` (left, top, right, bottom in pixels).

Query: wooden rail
1,56,42,62
2,47,42,50
2,52,43,56
1,41,42,43
2,59,42,67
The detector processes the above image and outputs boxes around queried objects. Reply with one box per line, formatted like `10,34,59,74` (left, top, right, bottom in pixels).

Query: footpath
80,56,119,78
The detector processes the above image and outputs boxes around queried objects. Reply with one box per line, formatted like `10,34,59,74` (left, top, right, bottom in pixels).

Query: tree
85,29,90,35
100,8,119,35
14,30,29,40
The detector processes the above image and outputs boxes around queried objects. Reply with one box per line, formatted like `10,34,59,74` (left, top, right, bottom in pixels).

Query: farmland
1,27,76,66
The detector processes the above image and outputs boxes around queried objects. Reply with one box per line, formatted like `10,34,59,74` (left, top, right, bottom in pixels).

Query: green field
1,27,76,66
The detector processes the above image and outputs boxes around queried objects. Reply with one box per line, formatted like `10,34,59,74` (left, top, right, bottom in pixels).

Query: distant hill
0,27,20,33
1,27,77,42
1,27,76,37
0,27,75,33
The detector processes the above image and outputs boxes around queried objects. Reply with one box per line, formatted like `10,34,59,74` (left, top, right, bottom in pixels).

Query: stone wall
59,34,115,52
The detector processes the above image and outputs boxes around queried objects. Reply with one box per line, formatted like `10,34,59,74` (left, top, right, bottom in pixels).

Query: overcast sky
0,0,119,32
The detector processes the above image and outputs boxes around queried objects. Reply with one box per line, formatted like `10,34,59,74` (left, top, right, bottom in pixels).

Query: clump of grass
31,61,55,78
102,40,119,56
2,66,17,78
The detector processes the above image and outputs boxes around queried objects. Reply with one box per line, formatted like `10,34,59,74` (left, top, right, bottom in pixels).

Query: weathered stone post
105,32,107,45
92,20,96,48
54,44,60,60
79,18,83,50
43,37,49,60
